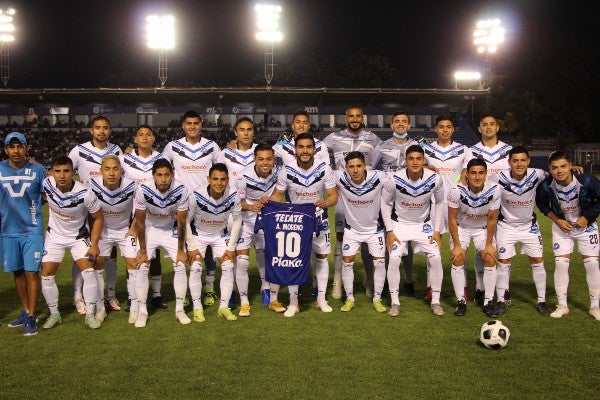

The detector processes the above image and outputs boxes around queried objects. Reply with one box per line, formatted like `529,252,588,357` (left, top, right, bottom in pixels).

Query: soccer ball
480,320,510,349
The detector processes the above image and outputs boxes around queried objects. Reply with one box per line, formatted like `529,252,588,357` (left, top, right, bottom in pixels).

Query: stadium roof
0,86,490,115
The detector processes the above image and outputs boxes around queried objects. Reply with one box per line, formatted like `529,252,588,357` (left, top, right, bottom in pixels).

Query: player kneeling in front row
335,151,387,313
186,163,242,321
41,156,105,329
535,150,600,320
133,158,190,326
381,145,446,316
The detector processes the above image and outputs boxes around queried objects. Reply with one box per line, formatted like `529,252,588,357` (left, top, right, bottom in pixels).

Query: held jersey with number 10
255,201,318,285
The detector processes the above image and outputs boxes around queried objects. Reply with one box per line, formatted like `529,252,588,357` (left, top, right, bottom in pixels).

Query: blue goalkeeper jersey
0,160,45,237
255,201,318,285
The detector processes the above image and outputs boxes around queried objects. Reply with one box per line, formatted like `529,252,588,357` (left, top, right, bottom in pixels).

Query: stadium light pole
146,14,175,88
0,7,16,87
454,70,482,89
255,4,283,88
473,18,505,87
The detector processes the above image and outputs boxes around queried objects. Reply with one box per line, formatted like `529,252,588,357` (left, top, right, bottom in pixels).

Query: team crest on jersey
391,243,398,251
343,244,350,251
306,171,322,185
422,224,433,234
529,225,540,234
498,247,506,254
553,243,560,250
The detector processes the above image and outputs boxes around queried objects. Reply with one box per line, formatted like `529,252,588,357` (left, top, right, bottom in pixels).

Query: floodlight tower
0,7,16,87
473,18,505,86
255,4,283,88
146,14,175,88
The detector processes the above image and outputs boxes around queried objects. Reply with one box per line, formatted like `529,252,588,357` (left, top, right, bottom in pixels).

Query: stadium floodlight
473,18,504,85
146,14,175,88
255,4,283,87
454,70,482,89
0,7,16,87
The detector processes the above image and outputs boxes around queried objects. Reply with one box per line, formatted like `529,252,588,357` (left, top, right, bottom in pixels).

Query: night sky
2,0,596,89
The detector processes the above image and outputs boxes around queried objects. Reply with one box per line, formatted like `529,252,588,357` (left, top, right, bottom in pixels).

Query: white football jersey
134,178,188,232
217,144,257,189
188,184,242,237
89,176,136,233
44,176,101,239
491,168,547,226
423,140,470,195
121,150,162,186
68,141,123,185
273,136,330,167
447,181,501,229
161,137,220,191
276,160,336,231
335,169,385,234
550,179,582,225
466,140,512,175
377,137,418,174
323,129,382,170
236,164,280,226
382,168,444,224
276,161,336,204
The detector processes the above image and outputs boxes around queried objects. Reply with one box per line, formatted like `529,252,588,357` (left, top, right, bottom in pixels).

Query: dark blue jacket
535,171,600,225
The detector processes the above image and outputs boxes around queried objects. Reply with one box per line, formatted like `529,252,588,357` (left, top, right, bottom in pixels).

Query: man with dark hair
377,111,420,297
535,150,600,320
323,106,382,300
1,132,46,336
270,133,338,316
273,110,330,167
421,114,471,302
487,146,551,316
236,144,281,309
162,110,221,306
464,114,512,306
133,158,190,326
68,115,123,314
41,155,105,329
186,163,243,321
121,125,167,310
448,158,501,318
381,145,445,316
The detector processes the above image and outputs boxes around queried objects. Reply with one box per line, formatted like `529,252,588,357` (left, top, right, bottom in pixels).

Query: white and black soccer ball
480,320,510,349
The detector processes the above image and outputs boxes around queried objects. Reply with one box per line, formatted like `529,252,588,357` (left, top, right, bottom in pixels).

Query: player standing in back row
121,125,167,310
323,106,382,300
68,115,123,313
464,114,512,306
162,110,220,306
